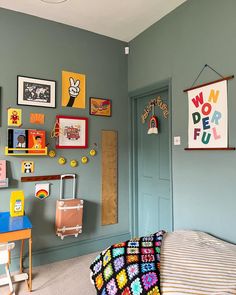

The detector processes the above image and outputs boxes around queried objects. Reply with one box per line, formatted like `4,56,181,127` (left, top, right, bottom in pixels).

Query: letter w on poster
188,80,228,148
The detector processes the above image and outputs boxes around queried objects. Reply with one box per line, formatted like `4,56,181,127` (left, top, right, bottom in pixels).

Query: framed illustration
56,115,88,149
61,71,86,108
8,108,22,127
17,75,56,108
89,97,112,117
22,161,34,174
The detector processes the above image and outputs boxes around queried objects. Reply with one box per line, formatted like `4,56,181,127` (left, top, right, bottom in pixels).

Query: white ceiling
0,0,187,42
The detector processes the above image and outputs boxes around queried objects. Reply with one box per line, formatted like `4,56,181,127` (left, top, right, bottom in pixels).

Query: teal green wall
0,8,130,268
129,0,236,243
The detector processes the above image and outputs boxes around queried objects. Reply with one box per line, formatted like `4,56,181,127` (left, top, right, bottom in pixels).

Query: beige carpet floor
1,252,99,295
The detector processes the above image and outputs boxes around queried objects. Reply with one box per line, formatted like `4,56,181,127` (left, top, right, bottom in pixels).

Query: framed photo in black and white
17,76,56,108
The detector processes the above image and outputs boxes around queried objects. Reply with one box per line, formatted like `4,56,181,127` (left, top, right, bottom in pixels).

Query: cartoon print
61,71,86,109
8,108,22,127
10,111,19,124
67,78,80,107
64,125,80,140
22,161,34,173
32,135,42,149
16,135,26,147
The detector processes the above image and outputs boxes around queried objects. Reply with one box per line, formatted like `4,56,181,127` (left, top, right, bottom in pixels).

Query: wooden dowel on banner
21,174,74,182
183,75,234,93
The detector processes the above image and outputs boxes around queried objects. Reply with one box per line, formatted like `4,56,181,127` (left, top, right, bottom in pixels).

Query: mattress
160,230,236,294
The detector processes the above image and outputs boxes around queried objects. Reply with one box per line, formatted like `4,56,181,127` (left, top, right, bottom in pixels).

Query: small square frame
56,115,88,149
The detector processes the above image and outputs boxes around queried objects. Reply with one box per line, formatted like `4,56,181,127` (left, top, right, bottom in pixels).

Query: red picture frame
55,115,88,149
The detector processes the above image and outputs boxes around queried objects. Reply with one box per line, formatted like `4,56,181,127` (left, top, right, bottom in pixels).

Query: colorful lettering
202,117,210,130
202,132,211,144
192,112,201,124
211,111,222,125
212,127,221,140
194,128,201,140
201,103,212,116
208,89,219,103
192,92,203,108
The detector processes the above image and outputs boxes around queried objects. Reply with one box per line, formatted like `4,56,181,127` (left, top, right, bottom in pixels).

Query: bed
90,230,236,294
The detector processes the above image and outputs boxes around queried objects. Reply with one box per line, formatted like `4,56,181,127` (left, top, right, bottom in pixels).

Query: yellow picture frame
61,71,86,108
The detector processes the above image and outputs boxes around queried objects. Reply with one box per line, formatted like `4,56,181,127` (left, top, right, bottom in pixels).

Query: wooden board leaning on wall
101,130,118,225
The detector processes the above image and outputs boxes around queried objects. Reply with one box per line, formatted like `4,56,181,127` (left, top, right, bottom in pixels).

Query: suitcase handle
59,174,76,200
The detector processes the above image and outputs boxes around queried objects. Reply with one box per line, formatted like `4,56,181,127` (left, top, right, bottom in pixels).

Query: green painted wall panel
0,8,129,261
129,0,236,243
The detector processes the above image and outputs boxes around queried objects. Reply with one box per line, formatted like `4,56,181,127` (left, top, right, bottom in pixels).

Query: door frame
129,78,173,237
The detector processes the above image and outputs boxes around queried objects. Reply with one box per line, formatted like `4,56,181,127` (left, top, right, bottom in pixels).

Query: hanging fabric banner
187,80,228,148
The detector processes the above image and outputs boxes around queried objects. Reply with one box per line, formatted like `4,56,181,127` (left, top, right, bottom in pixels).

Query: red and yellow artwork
8,108,22,127
61,71,86,108
89,97,112,117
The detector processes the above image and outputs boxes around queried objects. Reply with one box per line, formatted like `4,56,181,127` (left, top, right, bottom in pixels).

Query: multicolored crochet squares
90,230,165,295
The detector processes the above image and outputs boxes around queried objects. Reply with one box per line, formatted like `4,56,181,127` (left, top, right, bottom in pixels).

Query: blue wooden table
0,212,33,291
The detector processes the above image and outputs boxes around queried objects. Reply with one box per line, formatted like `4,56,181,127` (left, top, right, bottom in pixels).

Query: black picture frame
17,75,56,108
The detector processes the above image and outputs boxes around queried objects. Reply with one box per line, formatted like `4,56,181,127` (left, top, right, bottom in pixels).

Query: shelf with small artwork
6,128,47,156
5,146,48,156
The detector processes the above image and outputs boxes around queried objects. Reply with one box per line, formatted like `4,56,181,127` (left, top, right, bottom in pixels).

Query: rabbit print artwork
61,71,86,108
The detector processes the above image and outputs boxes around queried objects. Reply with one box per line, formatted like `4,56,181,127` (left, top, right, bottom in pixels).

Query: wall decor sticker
89,97,112,117
35,183,50,200
22,161,34,173
17,76,56,108
56,115,88,149
8,108,22,127
30,113,45,125
61,71,86,108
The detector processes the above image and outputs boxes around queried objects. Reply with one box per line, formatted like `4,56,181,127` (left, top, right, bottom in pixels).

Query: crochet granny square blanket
90,230,166,295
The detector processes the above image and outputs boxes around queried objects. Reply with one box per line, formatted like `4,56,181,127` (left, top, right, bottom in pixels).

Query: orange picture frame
89,97,112,117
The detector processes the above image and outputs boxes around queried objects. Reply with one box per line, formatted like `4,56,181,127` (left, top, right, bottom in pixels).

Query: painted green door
136,88,172,236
